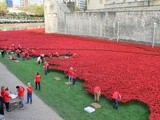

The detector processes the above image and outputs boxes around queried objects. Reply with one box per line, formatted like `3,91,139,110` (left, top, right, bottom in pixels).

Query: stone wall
87,0,160,10
57,6,160,44
44,1,160,44
87,0,106,10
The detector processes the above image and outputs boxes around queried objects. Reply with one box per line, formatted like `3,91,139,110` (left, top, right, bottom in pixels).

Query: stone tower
44,0,58,33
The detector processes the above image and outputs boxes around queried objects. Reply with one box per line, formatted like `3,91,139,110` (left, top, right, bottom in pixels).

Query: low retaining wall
0,23,45,31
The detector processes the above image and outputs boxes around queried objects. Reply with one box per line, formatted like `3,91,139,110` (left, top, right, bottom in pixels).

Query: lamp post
152,22,156,48
116,22,120,42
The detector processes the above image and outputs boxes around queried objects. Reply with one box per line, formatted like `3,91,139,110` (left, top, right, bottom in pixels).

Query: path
0,62,63,120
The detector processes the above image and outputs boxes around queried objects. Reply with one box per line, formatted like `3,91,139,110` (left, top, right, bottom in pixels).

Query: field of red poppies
0,29,160,119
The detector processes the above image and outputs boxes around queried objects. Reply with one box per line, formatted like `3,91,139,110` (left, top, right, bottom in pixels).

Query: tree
35,5,44,16
75,6,80,11
23,5,44,16
0,2,8,15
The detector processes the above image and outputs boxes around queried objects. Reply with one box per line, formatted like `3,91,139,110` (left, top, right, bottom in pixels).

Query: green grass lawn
0,54,149,120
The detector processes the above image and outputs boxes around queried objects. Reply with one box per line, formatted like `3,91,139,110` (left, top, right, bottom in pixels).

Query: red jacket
112,91,121,100
16,49,21,54
71,72,77,79
21,52,26,58
17,86,25,97
11,55,15,60
3,90,10,102
43,63,49,70
94,86,101,93
35,74,41,83
67,69,74,76
27,86,33,93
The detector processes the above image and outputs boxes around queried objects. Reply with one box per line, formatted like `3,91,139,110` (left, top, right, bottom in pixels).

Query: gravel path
0,62,63,120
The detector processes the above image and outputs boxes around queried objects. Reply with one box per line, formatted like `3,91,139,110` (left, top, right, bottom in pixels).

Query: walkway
0,62,63,120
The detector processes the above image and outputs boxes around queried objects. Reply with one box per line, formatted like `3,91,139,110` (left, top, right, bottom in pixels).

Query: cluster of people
93,86,122,110
1,44,36,61
36,55,50,75
1,45,122,112
0,83,33,112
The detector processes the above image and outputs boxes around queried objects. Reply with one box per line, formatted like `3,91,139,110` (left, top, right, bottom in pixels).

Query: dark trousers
45,69,49,75
0,97,4,115
113,99,118,110
27,93,32,103
72,79,76,85
1,51,5,58
35,82,41,90
4,102,9,111
17,53,20,58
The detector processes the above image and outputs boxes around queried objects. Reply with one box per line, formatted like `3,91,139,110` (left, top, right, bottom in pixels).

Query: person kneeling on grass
94,86,101,102
112,91,121,110
16,85,25,109
9,54,17,60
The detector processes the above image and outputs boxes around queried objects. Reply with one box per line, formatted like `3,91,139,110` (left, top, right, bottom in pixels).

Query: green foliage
18,12,27,16
75,6,80,11
0,2,8,13
0,54,149,120
24,5,44,16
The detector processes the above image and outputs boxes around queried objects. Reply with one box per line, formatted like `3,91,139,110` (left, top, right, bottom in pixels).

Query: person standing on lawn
26,83,33,104
16,85,25,109
67,67,74,82
112,91,121,110
43,62,49,75
35,72,41,90
3,87,11,112
94,86,101,102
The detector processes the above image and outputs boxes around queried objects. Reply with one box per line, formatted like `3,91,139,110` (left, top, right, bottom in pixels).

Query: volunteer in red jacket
35,72,41,90
67,67,74,82
26,83,33,104
43,62,49,75
112,91,121,110
21,51,26,60
94,86,101,102
3,87,11,112
16,85,25,109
